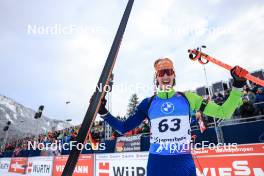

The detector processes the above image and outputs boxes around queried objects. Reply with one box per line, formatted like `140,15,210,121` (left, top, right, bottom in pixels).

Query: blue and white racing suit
102,88,243,176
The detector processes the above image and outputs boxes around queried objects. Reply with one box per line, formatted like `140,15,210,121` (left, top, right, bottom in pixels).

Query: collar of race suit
157,88,175,99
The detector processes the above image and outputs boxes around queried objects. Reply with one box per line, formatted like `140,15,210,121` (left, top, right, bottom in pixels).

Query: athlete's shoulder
139,96,155,107
182,91,200,99
137,95,156,112
175,91,186,96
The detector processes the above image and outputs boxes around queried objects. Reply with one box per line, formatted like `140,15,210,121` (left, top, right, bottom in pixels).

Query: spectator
243,87,256,103
141,122,150,134
240,97,256,118
111,130,122,139
255,87,264,115
12,145,22,157
133,127,142,135
223,89,231,101
0,149,4,158
214,92,224,105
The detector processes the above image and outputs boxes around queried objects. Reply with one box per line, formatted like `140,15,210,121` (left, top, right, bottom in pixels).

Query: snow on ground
1,173,25,176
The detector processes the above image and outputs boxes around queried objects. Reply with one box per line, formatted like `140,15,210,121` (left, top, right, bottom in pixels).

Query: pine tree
126,93,139,117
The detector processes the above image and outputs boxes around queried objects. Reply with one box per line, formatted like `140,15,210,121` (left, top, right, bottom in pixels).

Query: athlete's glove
90,94,108,115
230,66,248,88
98,98,108,115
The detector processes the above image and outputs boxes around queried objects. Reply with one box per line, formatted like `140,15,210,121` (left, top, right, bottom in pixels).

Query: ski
62,0,134,175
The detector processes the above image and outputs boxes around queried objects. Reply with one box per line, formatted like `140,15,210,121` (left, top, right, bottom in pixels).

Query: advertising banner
8,157,28,174
26,156,53,176
0,143,263,176
193,143,264,176
193,143,264,156
52,154,94,176
0,158,11,175
115,135,141,152
95,152,148,176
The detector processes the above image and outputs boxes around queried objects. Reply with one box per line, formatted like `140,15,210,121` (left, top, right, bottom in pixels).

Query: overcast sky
0,0,263,125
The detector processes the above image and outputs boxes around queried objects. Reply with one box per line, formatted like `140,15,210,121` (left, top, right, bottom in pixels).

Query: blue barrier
61,140,116,155
79,140,116,154
28,149,41,157
140,135,150,151
1,120,263,157
2,151,13,157
222,121,264,144
192,128,218,144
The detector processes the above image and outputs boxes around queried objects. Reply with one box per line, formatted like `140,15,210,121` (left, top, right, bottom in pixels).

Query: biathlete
97,57,247,176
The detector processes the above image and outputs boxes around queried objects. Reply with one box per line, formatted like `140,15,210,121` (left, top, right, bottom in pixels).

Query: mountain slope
0,95,71,143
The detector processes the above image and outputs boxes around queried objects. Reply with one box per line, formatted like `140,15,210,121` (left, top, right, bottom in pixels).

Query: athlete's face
156,69,175,90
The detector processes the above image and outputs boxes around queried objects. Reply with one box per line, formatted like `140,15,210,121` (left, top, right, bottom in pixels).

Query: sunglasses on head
156,69,174,77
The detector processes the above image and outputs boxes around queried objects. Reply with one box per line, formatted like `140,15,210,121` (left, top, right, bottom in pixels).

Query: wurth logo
99,162,109,176
27,162,51,174
113,166,146,176
98,162,146,176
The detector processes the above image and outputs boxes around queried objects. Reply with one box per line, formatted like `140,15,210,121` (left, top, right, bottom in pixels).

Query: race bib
149,115,191,155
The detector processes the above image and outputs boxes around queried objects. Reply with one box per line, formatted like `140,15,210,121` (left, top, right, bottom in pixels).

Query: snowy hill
0,95,71,143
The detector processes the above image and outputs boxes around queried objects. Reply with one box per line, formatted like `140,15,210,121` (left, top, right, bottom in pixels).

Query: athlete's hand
195,111,202,120
89,93,109,115
98,97,108,115
230,66,248,88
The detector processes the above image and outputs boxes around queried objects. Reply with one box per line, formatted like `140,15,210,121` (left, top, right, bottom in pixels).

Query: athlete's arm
184,66,247,119
184,88,243,119
101,98,150,134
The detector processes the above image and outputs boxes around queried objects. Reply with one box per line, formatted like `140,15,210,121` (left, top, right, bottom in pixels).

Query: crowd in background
211,84,264,117
0,118,150,157
239,85,264,117
0,126,80,157
110,119,150,139
1,83,263,157
199,83,264,125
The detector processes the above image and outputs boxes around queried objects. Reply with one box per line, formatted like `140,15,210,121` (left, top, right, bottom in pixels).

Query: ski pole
188,47,264,87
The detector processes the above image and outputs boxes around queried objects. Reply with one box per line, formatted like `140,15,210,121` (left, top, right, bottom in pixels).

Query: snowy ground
1,173,25,176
